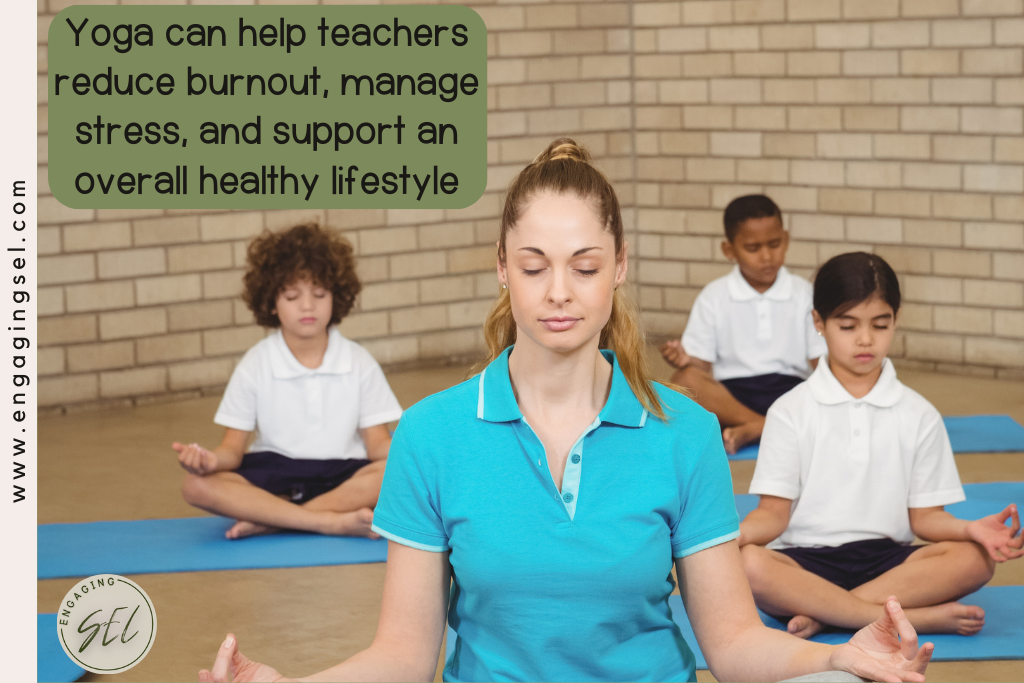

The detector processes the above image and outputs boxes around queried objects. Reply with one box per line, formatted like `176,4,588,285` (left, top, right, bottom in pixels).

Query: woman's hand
828,597,933,683
660,340,692,370
966,504,1024,562
174,442,220,476
198,635,288,683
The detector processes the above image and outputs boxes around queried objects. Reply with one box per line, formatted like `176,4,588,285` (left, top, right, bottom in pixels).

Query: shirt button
571,454,581,464
853,429,861,436
854,403,862,408
562,492,574,503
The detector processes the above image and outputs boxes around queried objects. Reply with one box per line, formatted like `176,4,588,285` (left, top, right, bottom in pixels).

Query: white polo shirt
682,266,825,381
750,357,965,549
214,328,403,461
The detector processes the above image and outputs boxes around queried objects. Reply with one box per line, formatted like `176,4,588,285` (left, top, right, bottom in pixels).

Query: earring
502,283,507,289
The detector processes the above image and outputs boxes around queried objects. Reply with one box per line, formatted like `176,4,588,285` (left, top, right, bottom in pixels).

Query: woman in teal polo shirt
201,140,932,683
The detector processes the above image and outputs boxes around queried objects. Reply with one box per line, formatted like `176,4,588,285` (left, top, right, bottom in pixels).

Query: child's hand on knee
173,442,219,476
966,504,1024,562
660,340,692,369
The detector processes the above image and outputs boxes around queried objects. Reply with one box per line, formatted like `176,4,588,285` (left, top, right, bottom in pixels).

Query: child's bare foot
906,602,985,635
319,507,380,538
722,418,764,454
787,615,825,639
225,520,279,540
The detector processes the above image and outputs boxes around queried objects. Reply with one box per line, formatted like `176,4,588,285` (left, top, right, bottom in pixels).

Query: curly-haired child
173,223,403,539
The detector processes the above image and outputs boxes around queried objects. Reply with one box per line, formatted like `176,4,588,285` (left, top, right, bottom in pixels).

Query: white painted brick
932,78,994,105
99,308,167,341
846,216,901,243
817,133,872,158
98,248,166,279
137,274,203,305
964,279,1024,307
964,165,1024,193
932,19,993,48
39,254,95,285
710,132,762,157
39,315,97,347
871,21,929,48
816,23,870,49
934,136,993,162
903,163,962,190
63,221,131,252
66,281,134,313
962,107,1024,135
790,213,845,241
965,338,1024,366
964,222,1024,249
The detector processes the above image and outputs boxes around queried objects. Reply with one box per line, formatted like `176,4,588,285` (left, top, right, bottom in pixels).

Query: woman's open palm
198,635,288,683
829,597,934,683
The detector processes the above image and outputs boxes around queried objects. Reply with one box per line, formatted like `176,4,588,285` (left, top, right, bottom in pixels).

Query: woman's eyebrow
516,246,602,256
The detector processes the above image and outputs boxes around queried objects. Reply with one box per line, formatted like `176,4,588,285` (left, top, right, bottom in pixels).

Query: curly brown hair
242,223,361,328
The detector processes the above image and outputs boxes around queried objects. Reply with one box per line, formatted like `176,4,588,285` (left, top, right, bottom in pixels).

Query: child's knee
181,473,210,506
739,544,770,592
964,542,996,584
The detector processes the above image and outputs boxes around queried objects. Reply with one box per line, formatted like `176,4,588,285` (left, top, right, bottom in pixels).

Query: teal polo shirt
372,347,739,682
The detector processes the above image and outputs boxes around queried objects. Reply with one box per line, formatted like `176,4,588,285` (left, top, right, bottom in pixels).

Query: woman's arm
174,428,249,475
202,542,451,682
737,495,791,547
911,504,1023,562
360,424,393,462
678,541,931,683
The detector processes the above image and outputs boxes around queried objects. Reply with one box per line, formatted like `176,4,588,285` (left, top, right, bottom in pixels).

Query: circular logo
56,575,157,674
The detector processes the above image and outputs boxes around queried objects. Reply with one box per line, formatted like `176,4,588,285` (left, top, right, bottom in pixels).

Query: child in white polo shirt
661,195,825,453
739,252,1022,637
173,223,403,539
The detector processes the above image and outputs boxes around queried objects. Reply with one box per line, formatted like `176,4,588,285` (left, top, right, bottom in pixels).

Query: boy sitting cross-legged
661,194,825,453
173,223,403,539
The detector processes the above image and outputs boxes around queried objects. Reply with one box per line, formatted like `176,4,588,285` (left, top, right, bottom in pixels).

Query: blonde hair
476,138,668,420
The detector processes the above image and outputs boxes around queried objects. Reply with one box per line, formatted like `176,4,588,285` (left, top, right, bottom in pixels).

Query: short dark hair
242,223,361,328
723,194,782,242
814,252,901,321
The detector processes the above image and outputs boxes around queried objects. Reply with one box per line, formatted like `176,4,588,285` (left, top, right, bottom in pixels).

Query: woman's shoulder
650,382,721,434
398,373,482,428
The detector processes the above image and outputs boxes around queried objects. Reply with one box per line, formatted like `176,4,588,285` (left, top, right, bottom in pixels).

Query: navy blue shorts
236,451,372,502
721,373,804,416
778,538,922,591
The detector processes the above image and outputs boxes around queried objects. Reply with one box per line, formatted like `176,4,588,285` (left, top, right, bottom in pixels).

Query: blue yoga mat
38,614,84,683
671,585,1024,668
736,482,1023,523
38,516,388,579
728,414,1024,461
444,585,1024,668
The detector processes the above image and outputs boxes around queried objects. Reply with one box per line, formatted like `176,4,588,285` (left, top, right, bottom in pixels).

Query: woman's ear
812,309,825,337
496,252,508,289
615,242,629,288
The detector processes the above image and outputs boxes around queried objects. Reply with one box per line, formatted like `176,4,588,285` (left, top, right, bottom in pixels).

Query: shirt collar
476,346,648,428
269,328,353,379
807,355,903,408
725,264,794,302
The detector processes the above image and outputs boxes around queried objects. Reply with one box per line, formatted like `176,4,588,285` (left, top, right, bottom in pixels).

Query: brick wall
35,0,636,412
634,0,1024,380
37,0,1024,412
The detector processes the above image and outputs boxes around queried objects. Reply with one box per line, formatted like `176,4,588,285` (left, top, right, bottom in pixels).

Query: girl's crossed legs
741,540,994,637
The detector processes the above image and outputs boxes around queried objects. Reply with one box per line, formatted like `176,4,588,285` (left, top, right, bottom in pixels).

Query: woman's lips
541,317,580,332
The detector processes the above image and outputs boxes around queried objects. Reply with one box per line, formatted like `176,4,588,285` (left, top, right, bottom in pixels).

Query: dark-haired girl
200,149,933,683
739,252,1023,639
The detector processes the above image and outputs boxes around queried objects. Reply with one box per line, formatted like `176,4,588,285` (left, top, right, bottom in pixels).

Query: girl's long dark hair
814,252,901,320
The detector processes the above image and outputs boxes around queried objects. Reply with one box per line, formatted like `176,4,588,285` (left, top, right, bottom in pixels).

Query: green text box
49,6,487,209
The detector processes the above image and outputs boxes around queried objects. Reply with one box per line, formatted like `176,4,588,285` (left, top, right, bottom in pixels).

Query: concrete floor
38,348,1024,682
